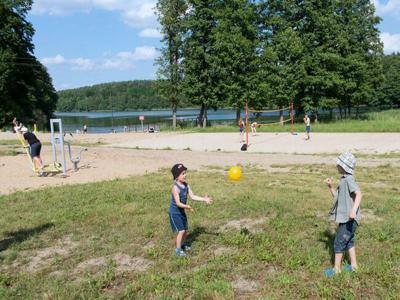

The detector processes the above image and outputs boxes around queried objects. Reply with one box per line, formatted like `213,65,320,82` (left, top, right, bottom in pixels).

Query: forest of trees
2,0,399,128
56,80,192,111
156,0,399,127
0,0,57,128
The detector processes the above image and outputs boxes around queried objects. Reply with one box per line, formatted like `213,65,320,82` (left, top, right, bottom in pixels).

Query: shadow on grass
186,226,219,246
0,223,54,252
320,229,335,265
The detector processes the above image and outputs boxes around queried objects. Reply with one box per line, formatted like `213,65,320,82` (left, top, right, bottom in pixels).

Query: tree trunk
236,108,241,123
172,104,177,129
314,112,318,123
198,103,205,128
203,105,208,128
339,106,343,119
279,107,283,125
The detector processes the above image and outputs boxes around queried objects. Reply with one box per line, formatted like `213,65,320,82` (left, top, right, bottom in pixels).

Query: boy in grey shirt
324,152,362,277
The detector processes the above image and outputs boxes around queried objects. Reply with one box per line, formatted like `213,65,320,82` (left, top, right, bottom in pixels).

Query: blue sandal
324,268,337,277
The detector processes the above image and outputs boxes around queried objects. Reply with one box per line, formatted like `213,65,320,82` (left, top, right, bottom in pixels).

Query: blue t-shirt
169,182,189,215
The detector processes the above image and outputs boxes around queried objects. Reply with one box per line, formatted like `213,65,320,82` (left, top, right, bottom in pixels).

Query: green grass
175,109,400,133
0,140,20,146
0,163,399,298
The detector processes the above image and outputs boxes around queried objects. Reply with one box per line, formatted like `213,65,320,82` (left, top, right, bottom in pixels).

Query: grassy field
0,163,399,299
183,109,400,133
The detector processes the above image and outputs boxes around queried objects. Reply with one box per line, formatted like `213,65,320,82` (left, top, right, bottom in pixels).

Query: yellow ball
229,166,242,181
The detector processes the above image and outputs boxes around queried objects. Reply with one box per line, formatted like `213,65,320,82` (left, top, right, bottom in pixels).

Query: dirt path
1,132,399,195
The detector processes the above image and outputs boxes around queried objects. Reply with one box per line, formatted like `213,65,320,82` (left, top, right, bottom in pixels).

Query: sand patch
10,236,78,273
219,218,267,233
232,277,259,293
74,253,153,278
213,246,236,256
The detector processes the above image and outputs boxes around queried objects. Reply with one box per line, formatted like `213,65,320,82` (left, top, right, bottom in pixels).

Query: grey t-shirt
329,174,361,223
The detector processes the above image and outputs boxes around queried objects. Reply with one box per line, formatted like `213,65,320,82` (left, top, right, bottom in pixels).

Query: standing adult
303,114,311,140
83,124,88,134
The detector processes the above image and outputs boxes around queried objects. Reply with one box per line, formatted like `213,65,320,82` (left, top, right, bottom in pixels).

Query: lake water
54,108,291,133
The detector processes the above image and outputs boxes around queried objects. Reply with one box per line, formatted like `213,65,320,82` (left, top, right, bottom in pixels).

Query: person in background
303,114,311,140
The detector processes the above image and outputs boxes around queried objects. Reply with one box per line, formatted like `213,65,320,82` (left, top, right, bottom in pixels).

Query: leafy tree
211,0,259,121
156,0,187,129
379,53,400,108
183,0,219,127
57,81,186,111
0,0,57,128
258,0,305,123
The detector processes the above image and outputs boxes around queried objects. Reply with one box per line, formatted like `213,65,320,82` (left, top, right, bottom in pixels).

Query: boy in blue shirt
324,152,362,277
169,164,212,257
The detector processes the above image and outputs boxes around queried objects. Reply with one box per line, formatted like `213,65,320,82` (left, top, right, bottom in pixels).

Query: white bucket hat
336,152,356,174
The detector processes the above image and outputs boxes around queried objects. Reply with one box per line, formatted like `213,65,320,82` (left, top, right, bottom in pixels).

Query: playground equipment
15,118,87,176
65,141,87,171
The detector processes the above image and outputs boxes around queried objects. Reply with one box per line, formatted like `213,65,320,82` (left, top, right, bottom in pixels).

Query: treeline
57,80,191,111
0,1,57,128
156,0,399,127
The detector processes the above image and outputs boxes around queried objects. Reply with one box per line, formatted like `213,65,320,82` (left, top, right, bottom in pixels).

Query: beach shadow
0,223,54,252
319,228,335,264
186,226,219,246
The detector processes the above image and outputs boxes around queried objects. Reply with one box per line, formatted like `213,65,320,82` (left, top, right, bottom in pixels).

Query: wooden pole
245,101,249,145
291,101,294,134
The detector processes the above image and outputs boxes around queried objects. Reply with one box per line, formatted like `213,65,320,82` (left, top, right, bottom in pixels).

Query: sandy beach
1,131,399,195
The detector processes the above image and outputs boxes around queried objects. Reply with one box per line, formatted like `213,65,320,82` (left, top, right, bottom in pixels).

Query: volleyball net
244,102,295,146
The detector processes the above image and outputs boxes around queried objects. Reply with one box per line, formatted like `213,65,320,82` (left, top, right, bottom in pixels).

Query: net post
291,100,294,134
245,100,249,146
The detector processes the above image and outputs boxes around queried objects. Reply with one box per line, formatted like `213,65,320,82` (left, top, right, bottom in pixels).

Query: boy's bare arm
349,190,362,219
188,187,212,204
172,187,193,210
324,178,337,198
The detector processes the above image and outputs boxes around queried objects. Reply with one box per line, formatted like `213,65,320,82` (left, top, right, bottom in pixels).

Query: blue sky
28,0,400,91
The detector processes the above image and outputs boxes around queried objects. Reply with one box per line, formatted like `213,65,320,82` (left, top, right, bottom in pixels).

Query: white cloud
41,54,66,65
372,0,400,17
139,28,162,38
122,2,156,28
41,47,158,71
381,32,400,53
102,46,158,69
70,58,95,70
116,46,157,61
32,0,157,28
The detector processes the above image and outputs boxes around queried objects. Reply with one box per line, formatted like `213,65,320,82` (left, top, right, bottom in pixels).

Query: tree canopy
156,0,396,125
0,0,57,128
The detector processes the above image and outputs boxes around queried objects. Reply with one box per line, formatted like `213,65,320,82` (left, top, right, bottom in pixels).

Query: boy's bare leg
176,230,185,249
348,247,357,269
334,252,343,271
182,231,188,246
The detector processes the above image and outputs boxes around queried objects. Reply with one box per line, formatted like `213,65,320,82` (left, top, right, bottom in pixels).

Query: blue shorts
239,128,244,133
169,213,188,232
334,220,358,253
30,142,41,158
306,126,311,133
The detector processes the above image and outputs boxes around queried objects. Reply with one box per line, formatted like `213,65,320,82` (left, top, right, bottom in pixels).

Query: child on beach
238,118,245,142
303,114,311,140
324,152,362,277
251,121,258,136
169,163,212,257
